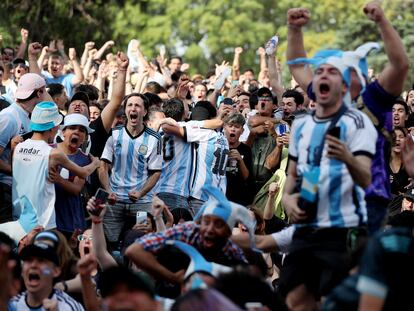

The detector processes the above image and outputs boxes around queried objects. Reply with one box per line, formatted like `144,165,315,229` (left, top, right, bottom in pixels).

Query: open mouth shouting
129,112,139,123
70,134,80,146
318,83,330,98
27,271,41,287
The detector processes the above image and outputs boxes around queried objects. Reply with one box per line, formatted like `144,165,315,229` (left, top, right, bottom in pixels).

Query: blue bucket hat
30,101,63,131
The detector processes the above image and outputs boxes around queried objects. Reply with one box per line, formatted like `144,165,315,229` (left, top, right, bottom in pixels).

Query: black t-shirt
389,164,410,196
89,116,111,157
226,143,253,206
88,116,111,195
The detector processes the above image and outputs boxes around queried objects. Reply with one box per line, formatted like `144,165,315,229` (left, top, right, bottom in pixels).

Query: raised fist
68,48,77,61
85,41,95,50
104,40,115,48
363,1,385,23
235,47,243,54
21,28,29,43
116,51,129,70
28,42,42,57
287,8,311,28
257,47,266,56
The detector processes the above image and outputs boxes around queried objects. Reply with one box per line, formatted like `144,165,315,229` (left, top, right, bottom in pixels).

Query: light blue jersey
0,103,30,186
12,139,56,231
156,122,192,198
289,108,377,228
42,71,75,97
101,126,162,203
185,122,229,201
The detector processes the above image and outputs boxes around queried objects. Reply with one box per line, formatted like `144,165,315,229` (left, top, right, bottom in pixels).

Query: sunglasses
77,234,93,242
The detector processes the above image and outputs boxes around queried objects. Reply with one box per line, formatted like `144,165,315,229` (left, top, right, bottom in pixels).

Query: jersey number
163,136,175,161
212,147,229,175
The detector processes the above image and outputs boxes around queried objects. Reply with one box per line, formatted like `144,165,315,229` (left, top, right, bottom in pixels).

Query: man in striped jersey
156,98,192,210
279,49,378,309
99,93,163,245
186,102,229,215
157,99,224,212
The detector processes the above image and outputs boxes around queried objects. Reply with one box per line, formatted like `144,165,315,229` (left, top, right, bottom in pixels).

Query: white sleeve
185,120,211,143
271,226,295,253
100,136,114,163
347,112,377,157
148,138,163,170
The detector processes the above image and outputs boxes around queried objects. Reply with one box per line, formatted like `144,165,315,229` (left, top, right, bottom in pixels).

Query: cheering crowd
0,1,414,310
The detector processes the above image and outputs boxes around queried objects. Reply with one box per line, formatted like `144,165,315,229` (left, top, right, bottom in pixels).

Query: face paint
42,267,52,276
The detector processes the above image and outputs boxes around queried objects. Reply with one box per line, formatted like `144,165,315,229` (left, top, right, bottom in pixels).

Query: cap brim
20,245,59,265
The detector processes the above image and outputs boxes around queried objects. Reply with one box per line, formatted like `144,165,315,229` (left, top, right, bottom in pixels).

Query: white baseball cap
61,113,94,134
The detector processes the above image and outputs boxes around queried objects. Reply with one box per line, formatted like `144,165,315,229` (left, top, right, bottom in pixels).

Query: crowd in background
0,1,414,310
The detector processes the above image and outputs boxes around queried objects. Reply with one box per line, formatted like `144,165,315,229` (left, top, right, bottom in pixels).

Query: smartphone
95,188,109,206
327,126,341,139
222,98,233,106
136,211,148,225
278,124,286,136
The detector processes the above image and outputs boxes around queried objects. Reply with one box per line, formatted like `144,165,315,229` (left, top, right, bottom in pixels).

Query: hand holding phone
136,211,148,225
88,188,109,217
327,126,341,139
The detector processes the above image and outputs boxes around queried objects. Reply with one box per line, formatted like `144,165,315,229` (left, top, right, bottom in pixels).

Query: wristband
154,215,163,220
92,219,102,224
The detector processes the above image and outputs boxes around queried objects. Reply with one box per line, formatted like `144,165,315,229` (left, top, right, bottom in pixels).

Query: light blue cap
195,185,257,244
166,240,232,280
30,101,63,131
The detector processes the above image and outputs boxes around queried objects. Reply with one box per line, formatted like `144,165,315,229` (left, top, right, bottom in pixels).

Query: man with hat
0,102,100,244
0,73,51,223
125,185,254,285
51,113,95,238
9,230,84,310
286,1,409,234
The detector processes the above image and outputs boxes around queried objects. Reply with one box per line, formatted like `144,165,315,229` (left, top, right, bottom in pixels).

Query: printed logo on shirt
18,147,41,155
138,144,148,155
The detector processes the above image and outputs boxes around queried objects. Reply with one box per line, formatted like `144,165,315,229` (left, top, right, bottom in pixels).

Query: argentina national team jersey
289,108,377,228
185,121,229,201
101,126,162,203
156,121,193,198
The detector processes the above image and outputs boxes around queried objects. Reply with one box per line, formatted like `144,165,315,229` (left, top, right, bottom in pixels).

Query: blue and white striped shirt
155,122,193,198
289,108,377,228
101,126,162,203
185,122,229,201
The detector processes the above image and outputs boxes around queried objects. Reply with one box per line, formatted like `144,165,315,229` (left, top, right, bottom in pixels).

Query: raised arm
100,52,129,132
286,8,314,91
28,42,42,75
81,41,95,68
37,46,49,71
52,150,100,179
125,242,184,284
268,54,285,103
232,47,243,81
86,198,118,269
93,40,115,60
363,1,409,96
15,28,29,59
68,48,84,85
